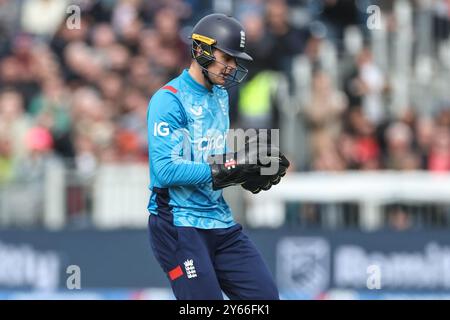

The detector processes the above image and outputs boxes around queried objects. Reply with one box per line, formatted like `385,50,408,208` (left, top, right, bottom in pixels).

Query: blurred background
1,0,450,300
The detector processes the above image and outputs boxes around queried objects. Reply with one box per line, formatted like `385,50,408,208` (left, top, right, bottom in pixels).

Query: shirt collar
181,69,210,94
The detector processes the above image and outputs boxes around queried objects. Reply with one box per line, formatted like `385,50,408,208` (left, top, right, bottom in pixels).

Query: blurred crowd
0,0,450,185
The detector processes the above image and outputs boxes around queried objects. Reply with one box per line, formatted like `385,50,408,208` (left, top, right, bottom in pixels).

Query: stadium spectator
344,47,386,125
304,70,347,157
20,0,69,39
383,122,418,170
427,125,450,172
0,88,32,162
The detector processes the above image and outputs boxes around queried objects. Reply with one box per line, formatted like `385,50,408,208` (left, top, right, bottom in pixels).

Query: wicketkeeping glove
207,138,282,190
241,152,290,194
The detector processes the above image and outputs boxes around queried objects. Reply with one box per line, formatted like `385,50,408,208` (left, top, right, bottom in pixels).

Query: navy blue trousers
148,213,279,300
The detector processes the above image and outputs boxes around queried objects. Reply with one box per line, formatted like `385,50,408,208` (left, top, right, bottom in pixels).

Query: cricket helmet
190,13,253,87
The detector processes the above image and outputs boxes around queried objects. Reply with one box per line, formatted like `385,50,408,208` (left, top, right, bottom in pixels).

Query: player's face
207,49,237,85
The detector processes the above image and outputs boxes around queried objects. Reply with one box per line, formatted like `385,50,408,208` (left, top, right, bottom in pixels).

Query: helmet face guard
191,36,249,89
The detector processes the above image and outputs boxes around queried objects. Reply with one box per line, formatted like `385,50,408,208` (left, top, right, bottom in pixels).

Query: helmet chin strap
201,68,215,86
197,58,232,89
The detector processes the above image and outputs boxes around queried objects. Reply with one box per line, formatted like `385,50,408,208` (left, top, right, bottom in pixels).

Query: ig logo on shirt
154,122,170,136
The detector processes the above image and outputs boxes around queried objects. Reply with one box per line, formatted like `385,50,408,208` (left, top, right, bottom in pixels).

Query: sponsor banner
0,288,175,300
272,231,450,294
1,229,450,297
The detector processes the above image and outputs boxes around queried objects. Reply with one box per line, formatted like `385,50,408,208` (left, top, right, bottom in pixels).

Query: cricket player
146,13,290,300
